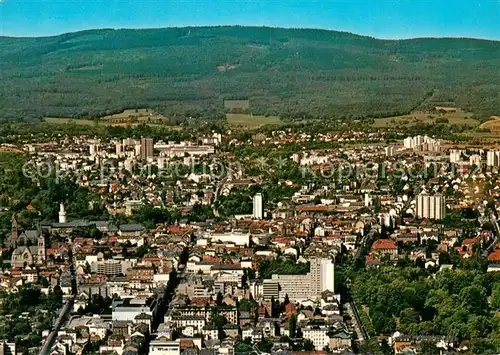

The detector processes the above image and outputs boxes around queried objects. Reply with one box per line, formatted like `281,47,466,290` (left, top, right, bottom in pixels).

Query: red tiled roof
285,303,296,314
296,205,329,212
366,255,380,263
488,250,500,261
190,297,213,307
371,239,397,250
462,238,479,246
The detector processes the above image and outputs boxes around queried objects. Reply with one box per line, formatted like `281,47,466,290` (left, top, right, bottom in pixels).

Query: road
346,191,419,351
38,244,77,355
347,221,377,344
483,212,499,257
150,247,189,336
212,176,229,218
38,297,74,355
354,220,377,260
345,302,366,343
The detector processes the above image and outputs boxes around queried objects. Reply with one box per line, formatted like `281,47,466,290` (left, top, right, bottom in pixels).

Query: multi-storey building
416,192,446,220
487,150,500,167
253,193,263,219
140,137,154,160
270,258,334,302
262,279,279,300
449,149,462,163
303,325,330,350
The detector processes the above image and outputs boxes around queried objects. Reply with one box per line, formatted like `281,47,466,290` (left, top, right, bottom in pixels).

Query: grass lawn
44,117,96,125
226,113,282,129
479,116,500,132
0,147,24,154
43,109,183,130
372,109,479,128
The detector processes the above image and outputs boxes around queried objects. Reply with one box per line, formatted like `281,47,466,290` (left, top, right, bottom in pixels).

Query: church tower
59,203,66,224
37,235,46,264
10,213,19,247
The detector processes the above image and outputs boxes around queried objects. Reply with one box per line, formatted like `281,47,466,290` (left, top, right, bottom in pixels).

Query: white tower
124,159,133,173
449,149,462,164
385,146,395,157
59,203,67,224
134,144,141,157
253,193,263,219
89,143,98,156
158,157,165,170
364,194,372,207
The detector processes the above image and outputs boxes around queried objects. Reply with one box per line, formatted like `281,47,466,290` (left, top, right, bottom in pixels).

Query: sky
0,0,499,40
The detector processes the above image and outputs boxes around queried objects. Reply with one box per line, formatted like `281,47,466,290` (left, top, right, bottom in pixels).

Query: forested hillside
1,26,499,121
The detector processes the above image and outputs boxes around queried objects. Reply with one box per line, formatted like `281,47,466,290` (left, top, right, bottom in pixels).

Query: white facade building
487,150,500,167
469,154,482,166
253,193,263,219
385,146,395,157
449,149,462,163
59,203,66,224
303,326,330,350
149,338,179,355
416,193,446,220
270,258,334,302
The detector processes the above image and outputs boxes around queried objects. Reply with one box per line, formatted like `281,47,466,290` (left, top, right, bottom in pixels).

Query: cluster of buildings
3,122,500,354
403,135,442,153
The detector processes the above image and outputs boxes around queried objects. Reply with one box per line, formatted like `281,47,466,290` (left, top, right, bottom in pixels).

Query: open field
224,99,250,111
0,146,25,154
44,117,97,126
100,108,168,123
479,116,500,132
372,109,479,128
463,132,500,144
44,109,183,130
226,113,282,129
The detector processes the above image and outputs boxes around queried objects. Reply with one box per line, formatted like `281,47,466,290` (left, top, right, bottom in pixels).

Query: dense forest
352,263,500,354
1,26,499,121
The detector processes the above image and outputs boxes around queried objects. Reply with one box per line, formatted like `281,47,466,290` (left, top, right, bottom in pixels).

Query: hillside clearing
479,116,500,132
226,114,282,129
44,109,183,130
373,109,479,128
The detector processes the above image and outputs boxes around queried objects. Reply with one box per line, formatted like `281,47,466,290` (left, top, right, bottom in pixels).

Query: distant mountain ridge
1,26,499,120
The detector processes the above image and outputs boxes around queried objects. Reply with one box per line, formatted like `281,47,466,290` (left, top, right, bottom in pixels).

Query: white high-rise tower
416,193,445,220
59,203,67,224
487,150,500,167
253,193,263,219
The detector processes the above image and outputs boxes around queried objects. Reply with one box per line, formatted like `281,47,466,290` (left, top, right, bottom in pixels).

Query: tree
284,293,290,306
289,314,297,338
210,312,228,340
459,285,488,315
419,341,439,355
235,338,253,353
216,292,224,306
303,339,315,351
491,283,500,310
257,338,273,352
38,276,49,287
371,311,396,335
399,308,420,326
438,252,452,265
467,315,493,339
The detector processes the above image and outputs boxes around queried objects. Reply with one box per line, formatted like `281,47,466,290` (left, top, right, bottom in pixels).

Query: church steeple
10,213,19,247
37,234,46,264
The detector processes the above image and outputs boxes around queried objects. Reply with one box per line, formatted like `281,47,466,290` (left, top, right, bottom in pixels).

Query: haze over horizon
0,0,499,40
